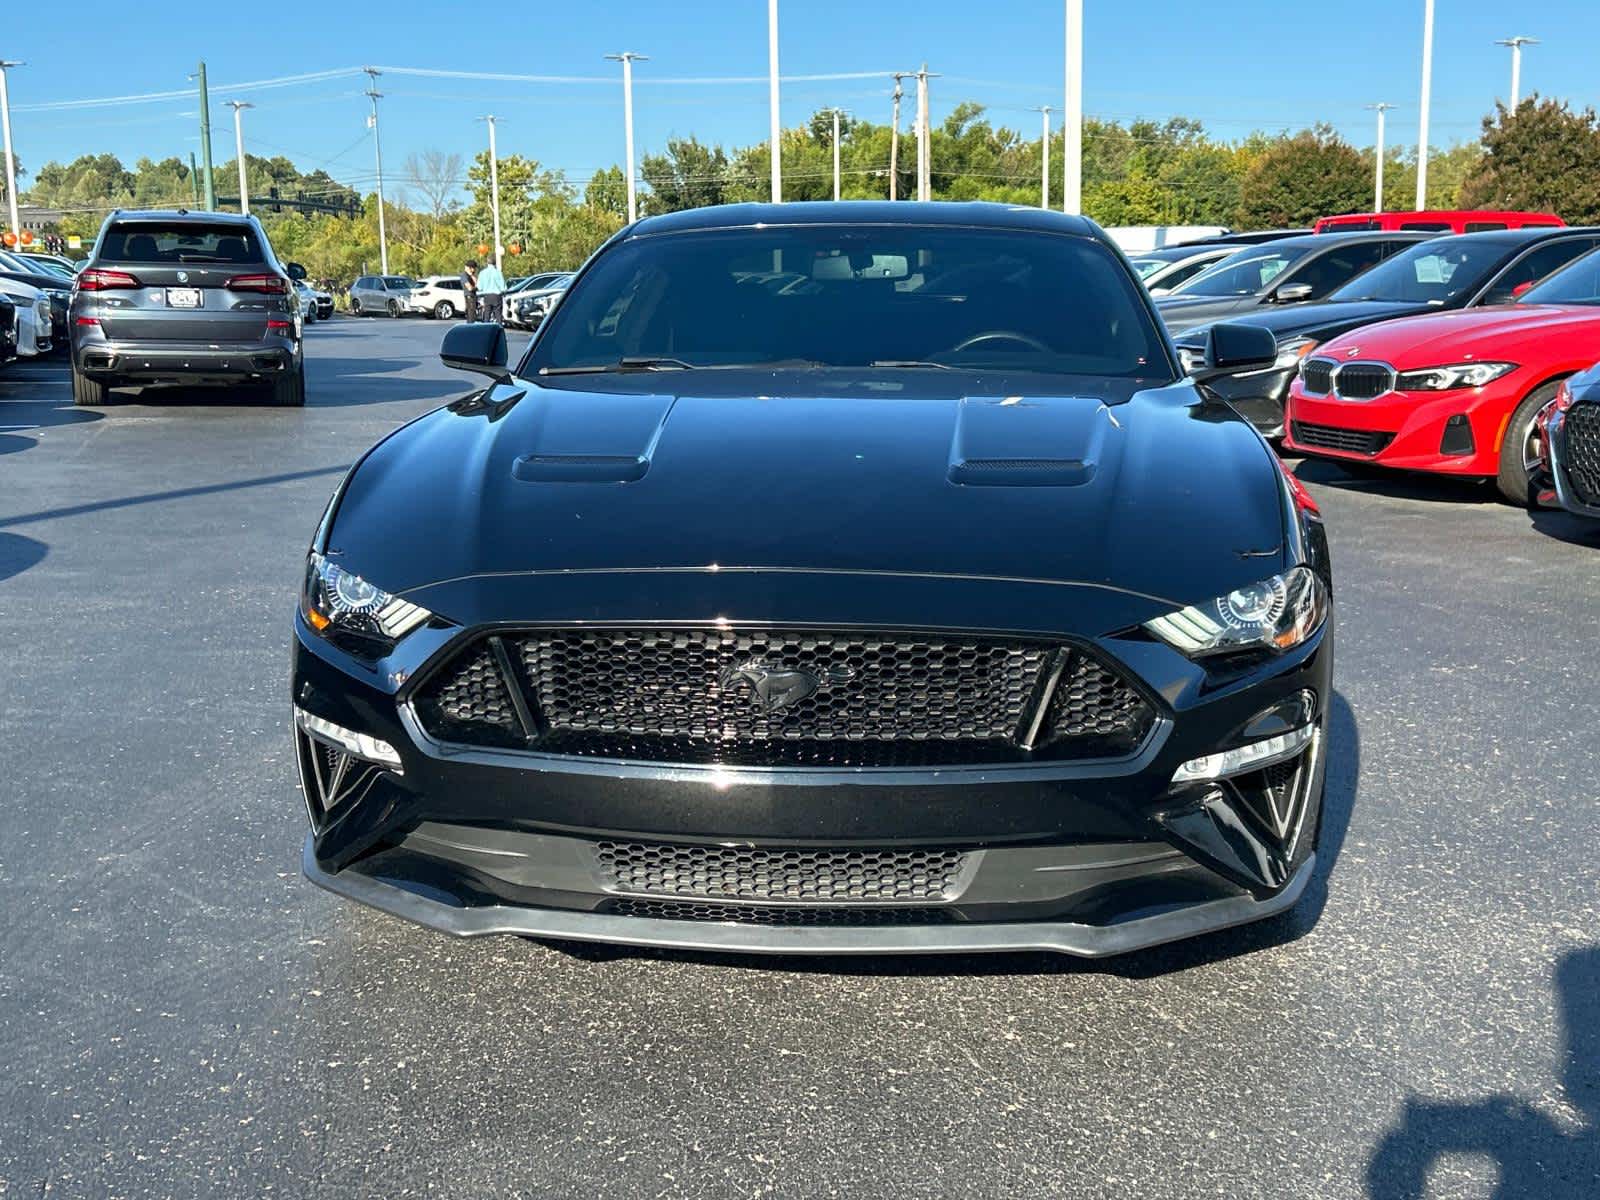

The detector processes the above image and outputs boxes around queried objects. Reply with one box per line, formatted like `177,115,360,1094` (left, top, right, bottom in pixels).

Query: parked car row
346,269,576,323
1156,213,1600,524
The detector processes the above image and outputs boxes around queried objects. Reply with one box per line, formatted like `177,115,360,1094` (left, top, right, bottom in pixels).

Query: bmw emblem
176,271,189,283
1345,346,1361,358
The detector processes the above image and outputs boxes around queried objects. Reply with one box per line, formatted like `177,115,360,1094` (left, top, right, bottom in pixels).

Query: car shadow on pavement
0,464,349,531
1528,509,1600,549
0,531,48,582
1288,457,1500,505
1364,944,1599,1199
536,690,1360,981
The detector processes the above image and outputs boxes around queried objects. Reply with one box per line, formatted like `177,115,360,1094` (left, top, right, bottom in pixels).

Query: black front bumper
293,607,1333,957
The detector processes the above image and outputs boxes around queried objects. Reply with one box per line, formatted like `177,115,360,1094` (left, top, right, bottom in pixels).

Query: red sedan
1283,248,1600,503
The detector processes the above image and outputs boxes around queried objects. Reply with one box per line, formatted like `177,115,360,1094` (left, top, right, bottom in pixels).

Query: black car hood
1171,299,1429,348
1154,295,1259,333
328,373,1289,631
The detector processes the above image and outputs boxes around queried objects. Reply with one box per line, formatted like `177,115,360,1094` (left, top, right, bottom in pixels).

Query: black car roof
628,201,1103,240
1437,225,1600,248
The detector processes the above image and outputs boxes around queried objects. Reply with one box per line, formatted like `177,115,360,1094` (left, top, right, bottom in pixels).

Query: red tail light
226,273,289,294
266,318,294,332
77,268,141,291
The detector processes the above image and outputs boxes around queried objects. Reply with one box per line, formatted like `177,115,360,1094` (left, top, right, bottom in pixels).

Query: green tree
585,166,628,219
1237,126,1369,226
1459,98,1600,221
640,137,731,213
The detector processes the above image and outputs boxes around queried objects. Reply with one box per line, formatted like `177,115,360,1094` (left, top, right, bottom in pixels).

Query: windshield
383,276,415,290
527,226,1170,380
1167,248,1297,298
1327,239,1505,304
100,221,264,264
1518,248,1600,305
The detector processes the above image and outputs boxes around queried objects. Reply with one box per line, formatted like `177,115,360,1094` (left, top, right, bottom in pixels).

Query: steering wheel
947,330,1053,355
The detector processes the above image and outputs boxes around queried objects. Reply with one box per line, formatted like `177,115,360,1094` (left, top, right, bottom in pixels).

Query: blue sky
10,0,1598,199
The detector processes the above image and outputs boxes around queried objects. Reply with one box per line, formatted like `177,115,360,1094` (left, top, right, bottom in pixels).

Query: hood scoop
948,395,1114,487
512,391,676,484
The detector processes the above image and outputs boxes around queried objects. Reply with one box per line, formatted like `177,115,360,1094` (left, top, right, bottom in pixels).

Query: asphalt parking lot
1,317,1596,1199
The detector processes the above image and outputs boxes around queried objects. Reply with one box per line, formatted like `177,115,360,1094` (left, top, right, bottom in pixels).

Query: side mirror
1190,322,1278,383
1510,280,1536,299
1273,282,1314,304
441,321,510,380
285,262,308,281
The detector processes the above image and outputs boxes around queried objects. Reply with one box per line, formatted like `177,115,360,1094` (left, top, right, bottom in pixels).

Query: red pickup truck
1314,210,1564,235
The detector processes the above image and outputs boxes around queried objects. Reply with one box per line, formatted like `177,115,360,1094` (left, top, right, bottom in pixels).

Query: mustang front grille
411,627,1157,767
606,897,956,926
594,842,970,902
1563,403,1600,505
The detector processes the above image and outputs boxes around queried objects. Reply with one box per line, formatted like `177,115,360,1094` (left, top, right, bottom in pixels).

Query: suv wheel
72,368,110,407
1496,381,1562,506
434,300,457,320
387,299,400,318
268,361,306,407
350,298,362,316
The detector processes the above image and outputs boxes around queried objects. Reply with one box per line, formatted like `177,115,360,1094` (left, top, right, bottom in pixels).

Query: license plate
166,288,202,309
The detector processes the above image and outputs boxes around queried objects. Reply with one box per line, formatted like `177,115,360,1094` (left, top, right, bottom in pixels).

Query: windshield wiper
868,359,954,370
540,356,697,376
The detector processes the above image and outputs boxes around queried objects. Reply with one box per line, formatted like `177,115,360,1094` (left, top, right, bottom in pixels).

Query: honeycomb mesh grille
595,842,969,902
607,897,955,927
411,627,1156,766
1564,403,1600,505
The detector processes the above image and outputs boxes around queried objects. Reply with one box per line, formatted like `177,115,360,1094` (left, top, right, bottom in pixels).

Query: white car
295,281,320,324
404,275,471,320
0,278,52,357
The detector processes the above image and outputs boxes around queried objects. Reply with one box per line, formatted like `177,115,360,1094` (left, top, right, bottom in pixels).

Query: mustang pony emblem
724,664,821,712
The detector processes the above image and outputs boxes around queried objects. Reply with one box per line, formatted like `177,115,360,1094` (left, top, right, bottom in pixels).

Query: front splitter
303,835,1314,959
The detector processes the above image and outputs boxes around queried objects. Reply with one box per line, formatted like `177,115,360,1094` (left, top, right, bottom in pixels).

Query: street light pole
1366,103,1393,213
480,116,502,270
604,52,647,223
227,101,253,215
1415,0,1434,210
1495,36,1539,108
915,64,931,202
0,60,22,242
1063,0,1083,215
768,0,781,202
363,67,388,274
829,108,844,201
1035,106,1053,210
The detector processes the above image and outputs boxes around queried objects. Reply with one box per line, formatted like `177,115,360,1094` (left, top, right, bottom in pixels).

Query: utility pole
1416,0,1434,210
0,60,21,242
1035,106,1053,210
767,0,781,202
889,73,908,201
1366,103,1394,213
189,152,200,207
194,61,216,210
363,67,388,274
1063,0,1083,215
1495,36,1539,108
604,52,647,223
480,116,503,270
227,101,253,215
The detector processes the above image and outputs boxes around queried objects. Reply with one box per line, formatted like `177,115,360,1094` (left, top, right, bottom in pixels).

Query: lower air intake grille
1564,403,1600,505
410,627,1157,767
608,898,955,927
595,842,969,902
1292,421,1396,457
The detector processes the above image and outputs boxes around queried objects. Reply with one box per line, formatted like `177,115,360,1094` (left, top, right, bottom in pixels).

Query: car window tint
100,222,263,264
1518,247,1600,305
531,227,1170,380
1327,239,1513,304
1290,243,1386,298
1400,222,1454,232
1481,239,1600,304
1466,222,1507,233
1168,249,1296,297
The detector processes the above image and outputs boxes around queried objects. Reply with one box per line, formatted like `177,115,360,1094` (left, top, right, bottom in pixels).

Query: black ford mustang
292,202,1334,958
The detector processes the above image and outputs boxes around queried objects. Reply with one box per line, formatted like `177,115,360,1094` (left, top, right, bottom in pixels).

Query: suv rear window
100,222,264,264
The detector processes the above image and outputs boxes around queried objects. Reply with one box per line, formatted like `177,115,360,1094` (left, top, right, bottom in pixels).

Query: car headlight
302,552,431,648
1274,338,1318,370
1395,362,1517,391
1145,566,1327,659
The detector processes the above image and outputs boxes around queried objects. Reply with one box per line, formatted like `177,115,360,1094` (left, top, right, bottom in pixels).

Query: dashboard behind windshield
526,226,1174,381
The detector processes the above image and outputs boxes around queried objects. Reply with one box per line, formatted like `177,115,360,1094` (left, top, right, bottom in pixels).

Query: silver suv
69,210,305,407
348,274,414,317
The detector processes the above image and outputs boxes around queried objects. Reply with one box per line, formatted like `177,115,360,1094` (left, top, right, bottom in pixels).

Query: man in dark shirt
460,261,479,321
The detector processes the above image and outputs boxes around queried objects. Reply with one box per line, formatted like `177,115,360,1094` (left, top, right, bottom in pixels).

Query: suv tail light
225,273,289,294
77,268,141,291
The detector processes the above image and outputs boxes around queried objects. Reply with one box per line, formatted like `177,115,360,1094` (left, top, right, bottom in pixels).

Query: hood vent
949,395,1113,487
511,391,676,484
